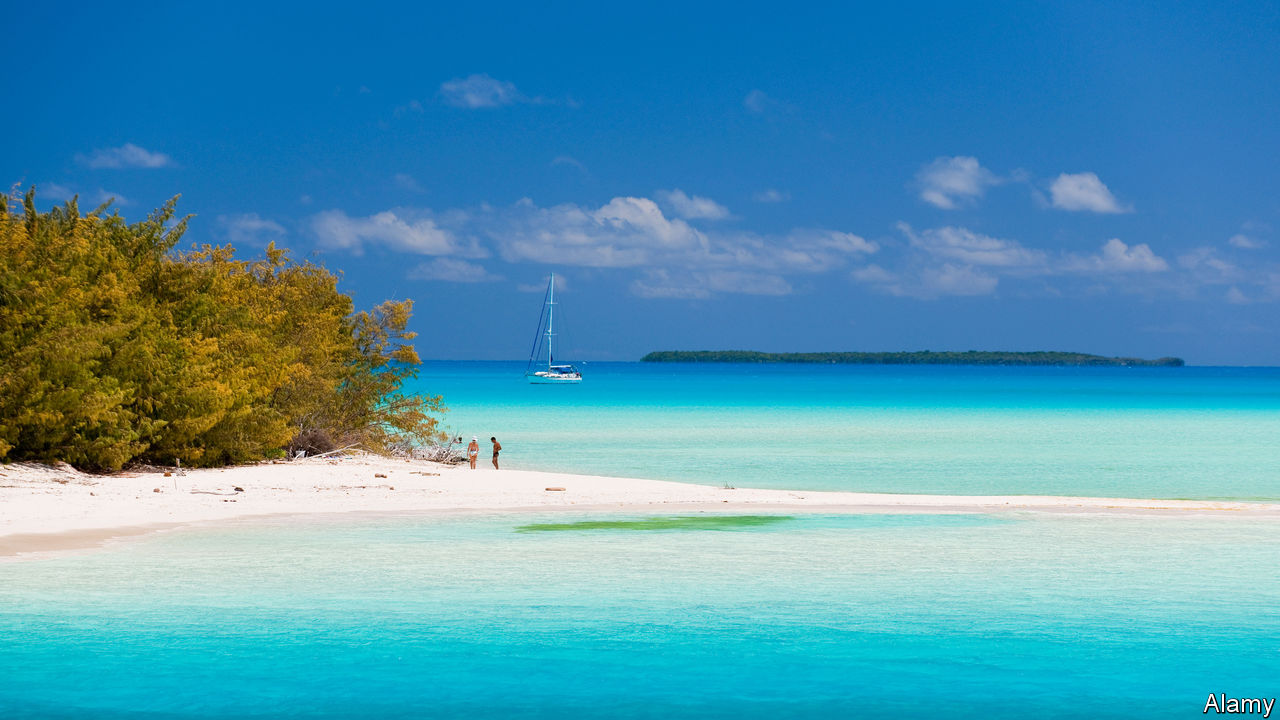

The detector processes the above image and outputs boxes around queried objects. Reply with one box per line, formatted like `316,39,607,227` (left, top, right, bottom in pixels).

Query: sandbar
3,454,1277,558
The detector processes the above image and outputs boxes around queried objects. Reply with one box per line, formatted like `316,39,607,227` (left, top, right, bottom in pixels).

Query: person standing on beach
467,437,479,469
491,437,502,469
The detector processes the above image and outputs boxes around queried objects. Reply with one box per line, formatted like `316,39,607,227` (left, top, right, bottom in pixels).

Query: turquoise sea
418,362,1280,500
3,363,1279,718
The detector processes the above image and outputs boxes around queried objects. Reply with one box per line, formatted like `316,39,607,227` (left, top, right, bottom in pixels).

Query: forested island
641,350,1185,367
0,189,444,472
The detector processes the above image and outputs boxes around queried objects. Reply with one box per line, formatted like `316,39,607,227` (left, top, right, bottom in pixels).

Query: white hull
526,372,582,384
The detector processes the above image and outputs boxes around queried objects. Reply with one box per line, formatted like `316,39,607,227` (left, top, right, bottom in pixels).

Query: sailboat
525,272,583,384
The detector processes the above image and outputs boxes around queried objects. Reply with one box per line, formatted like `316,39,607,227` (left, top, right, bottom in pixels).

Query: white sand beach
3,453,1278,558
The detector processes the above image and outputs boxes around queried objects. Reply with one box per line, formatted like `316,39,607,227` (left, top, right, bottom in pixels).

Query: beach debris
545,487,566,492
312,444,360,459
89,492,96,496
191,489,239,496
163,472,171,477
409,471,440,476
389,486,395,490
152,488,161,493
233,486,244,492
374,473,388,478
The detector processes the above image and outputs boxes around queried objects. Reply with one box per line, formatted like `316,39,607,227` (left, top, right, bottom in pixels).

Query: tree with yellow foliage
0,188,444,471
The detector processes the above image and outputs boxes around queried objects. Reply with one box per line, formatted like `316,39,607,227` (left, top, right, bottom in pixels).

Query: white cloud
409,258,502,283
1177,247,1239,282
311,196,871,299
1065,239,1167,273
486,197,874,281
743,89,771,114
915,156,999,209
310,209,476,256
900,223,1045,268
1226,286,1250,304
496,196,706,268
918,264,999,297
1228,233,1266,249
850,264,896,284
1048,172,1130,213
753,189,789,203
657,189,731,220
78,143,173,169
439,74,525,108
219,213,285,246
852,259,998,299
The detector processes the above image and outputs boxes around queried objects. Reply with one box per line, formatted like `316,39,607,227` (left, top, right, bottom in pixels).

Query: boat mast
546,272,555,371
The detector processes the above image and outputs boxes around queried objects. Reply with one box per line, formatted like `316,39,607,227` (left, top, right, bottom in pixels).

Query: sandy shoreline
4,454,1278,558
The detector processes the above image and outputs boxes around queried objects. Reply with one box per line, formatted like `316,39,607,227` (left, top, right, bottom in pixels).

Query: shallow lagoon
411,363,1280,500
3,511,1277,718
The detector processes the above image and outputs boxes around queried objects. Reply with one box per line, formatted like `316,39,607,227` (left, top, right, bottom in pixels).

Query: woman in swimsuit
467,436,479,469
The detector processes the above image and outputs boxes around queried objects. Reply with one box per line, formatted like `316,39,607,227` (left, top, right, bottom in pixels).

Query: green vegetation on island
641,350,1185,367
0,188,444,472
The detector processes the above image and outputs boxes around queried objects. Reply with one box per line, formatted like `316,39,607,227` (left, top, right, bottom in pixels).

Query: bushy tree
0,188,444,471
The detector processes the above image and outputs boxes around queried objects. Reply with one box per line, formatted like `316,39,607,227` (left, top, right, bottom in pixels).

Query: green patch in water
515,515,794,533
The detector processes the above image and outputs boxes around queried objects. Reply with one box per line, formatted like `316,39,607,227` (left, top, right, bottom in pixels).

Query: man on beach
467,437,479,469
491,437,502,469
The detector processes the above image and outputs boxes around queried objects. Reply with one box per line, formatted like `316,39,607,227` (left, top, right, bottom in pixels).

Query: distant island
640,350,1185,367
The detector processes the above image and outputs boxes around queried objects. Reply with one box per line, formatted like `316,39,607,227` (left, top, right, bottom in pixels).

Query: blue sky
6,1,1280,364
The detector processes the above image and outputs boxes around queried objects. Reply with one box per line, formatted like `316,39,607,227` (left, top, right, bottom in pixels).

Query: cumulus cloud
495,196,708,268
1048,172,1131,213
409,258,502,283
899,223,1045,268
78,143,173,169
219,213,285,246
310,209,477,256
850,264,897,285
657,189,731,220
853,224,1182,300
310,195,873,298
485,196,876,281
915,156,999,209
917,264,999,297
753,189,790,203
439,74,526,108
1177,247,1239,283
1064,239,1168,273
